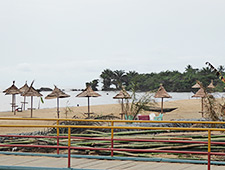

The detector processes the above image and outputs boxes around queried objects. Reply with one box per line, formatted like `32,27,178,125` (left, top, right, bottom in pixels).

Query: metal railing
1,118,225,170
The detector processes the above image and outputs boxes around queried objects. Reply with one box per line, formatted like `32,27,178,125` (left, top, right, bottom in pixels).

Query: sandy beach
0,99,210,134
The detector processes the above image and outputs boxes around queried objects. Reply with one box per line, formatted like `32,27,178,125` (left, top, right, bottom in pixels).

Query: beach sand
0,99,209,134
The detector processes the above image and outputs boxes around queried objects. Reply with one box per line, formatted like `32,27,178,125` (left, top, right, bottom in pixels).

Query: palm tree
112,70,126,90
124,71,139,88
100,69,114,90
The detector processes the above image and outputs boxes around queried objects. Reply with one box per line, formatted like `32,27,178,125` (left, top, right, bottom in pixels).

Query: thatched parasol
192,81,201,88
19,81,29,110
45,85,70,118
192,87,206,116
22,81,42,118
3,81,21,113
76,86,101,118
207,80,215,89
154,84,172,114
113,87,131,119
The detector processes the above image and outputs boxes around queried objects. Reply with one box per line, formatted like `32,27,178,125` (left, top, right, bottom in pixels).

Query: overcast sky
0,0,224,90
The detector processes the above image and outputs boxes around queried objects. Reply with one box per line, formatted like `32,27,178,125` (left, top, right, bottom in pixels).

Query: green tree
86,79,99,91
124,71,139,90
112,70,126,90
99,64,225,92
100,69,114,90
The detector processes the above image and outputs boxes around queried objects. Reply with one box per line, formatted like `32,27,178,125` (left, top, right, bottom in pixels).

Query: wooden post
31,96,33,118
88,97,90,114
57,97,60,118
201,97,204,116
121,98,124,113
161,98,164,113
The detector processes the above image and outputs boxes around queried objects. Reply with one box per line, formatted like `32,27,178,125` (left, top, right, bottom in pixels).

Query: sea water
0,91,224,112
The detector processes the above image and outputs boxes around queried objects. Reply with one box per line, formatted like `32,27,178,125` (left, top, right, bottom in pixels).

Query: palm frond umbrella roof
3,81,21,113
192,82,201,89
19,82,29,94
45,86,70,118
76,86,101,118
76,86,101,97
113,88,131,99
154,84,171,98
22,81,42,118
3,81,20,95
154,84,171,114
113,87,131,119
19,81,30,110
207,80,215,89
22,82,42,97
192,87,207,116
45,86,70,99
192,88,206,98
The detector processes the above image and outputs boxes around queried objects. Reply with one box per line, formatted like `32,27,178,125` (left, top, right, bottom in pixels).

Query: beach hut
45,85,70,118
154,84,172,114
19,81,29,110
22,81,42,118
76,86,101,118
192,88,206,117
3,81,21,114
113,87,131,119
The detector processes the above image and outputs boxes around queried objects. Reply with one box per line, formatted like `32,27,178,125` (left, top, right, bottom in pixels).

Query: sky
0,0,225,90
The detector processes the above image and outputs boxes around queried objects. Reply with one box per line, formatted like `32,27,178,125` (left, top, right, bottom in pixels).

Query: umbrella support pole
12,94,17,115
31,96,33,118
11,95,14,112
201,97,204,117
87,97,90,118
57,98,60,119
23,96,26,110
161,98,164,114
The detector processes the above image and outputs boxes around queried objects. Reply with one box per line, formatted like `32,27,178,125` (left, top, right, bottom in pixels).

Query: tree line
87,65,225,92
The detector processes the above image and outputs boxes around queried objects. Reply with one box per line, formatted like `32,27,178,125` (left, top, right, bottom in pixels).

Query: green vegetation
97,65,225,92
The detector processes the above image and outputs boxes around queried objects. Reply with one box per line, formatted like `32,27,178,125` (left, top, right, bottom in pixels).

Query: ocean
0,91,224,112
